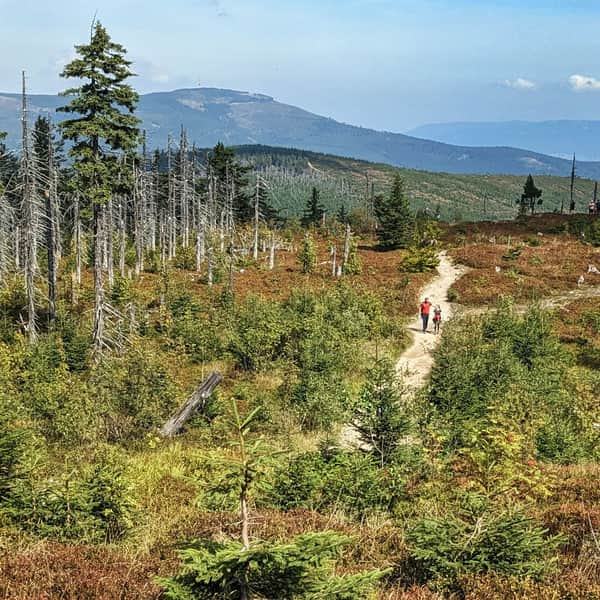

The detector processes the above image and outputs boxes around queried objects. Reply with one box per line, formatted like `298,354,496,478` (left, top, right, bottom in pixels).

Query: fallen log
159,371,223,438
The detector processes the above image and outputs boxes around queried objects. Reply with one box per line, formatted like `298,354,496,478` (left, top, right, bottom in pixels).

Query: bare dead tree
167,135,176,259
20,72,40,343
45,122,58,322
159,372,223,437
178,126,191,248
342,223,351,273
0,194,13,283
91,201,106,355
133,162,144,276
253,176,260,260
118,195,126,278
107,195,115,286
73,193,82,286
207,246,214,287
331,245,337,277
269,230,276,270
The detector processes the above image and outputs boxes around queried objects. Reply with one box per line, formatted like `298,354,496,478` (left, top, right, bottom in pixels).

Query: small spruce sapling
298,232,317,274
352,358,410,466
159,400,388,599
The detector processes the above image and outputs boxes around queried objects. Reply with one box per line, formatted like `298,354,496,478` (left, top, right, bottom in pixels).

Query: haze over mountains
407,121,600,162
2,87,600,178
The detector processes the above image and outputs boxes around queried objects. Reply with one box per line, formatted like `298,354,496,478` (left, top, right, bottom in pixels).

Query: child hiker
433,304,442,334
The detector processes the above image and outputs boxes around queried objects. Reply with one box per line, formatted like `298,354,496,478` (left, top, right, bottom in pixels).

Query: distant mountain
406,120,600,162
2,88,600,177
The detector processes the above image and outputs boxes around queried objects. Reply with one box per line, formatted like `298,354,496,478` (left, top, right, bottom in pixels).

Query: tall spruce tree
58,21,140,355
520,174,543,215
374,173,413,249
302,186,325,227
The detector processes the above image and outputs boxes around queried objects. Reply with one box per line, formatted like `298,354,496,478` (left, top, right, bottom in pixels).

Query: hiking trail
340,251,463,447
396,251,463,391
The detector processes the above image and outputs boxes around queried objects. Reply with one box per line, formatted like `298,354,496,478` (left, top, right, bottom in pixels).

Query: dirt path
340,251,463,447
396,251,463,390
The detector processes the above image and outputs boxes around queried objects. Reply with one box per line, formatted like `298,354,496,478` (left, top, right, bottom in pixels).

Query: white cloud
568,74,600,91
503,77,537,90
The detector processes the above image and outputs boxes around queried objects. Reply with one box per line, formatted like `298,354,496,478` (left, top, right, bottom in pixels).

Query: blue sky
1,0,600,130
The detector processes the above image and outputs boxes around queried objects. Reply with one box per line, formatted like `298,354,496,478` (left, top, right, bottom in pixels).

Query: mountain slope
407,120,600,162
232,145,596,221
2,88,600,177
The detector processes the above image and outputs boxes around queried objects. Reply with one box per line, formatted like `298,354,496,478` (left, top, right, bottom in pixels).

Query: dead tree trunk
342,224,351,273
45,128,57,323
196,215,205,272
331,245,337,277
118,196,126,278
207,247,214,286
21,72,38,343
269,230,275,270
167,136,176,260
92,202,106,357
159,372,223,437
107,196,114,286
179,127,190,249
253,177,260,260
74,194,82,286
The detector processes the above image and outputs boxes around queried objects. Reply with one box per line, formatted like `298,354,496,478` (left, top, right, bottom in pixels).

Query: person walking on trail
433,304,442,334
420,297,432,332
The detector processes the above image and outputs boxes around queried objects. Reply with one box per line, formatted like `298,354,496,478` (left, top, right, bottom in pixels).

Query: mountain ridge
2,87,600,177
407,119,600,162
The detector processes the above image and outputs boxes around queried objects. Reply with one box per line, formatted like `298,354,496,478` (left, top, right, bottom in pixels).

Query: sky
1,0,600,131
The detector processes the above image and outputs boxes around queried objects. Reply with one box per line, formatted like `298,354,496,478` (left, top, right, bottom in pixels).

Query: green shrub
267,449,404,517
447,287,459,302
0,418,28,505
399,247,440,273
8,449,136,543
406,504,562,590
18,336,97,444
526,237,542,247
298,232,317,274
158,532,387,600
289,370,349,431
80,450,137,542
343,239,362,275
91,347,179,440
352,358,410,466
55,312,90,371
110,274,132,306
229,296,287,371
586,218,600,246
170,309,223,364
173,245,196,270
0,276,27,341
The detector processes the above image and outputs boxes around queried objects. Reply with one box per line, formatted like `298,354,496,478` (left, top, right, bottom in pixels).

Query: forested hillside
228,145,598,221
1,22,600,600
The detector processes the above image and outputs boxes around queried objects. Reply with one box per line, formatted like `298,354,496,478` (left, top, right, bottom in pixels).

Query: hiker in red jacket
420,297,432,332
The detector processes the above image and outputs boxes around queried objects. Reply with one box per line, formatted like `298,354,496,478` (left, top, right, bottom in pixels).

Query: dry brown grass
448,238,600,305
443,213,595,243
0,542,166,600
114,236,433,318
